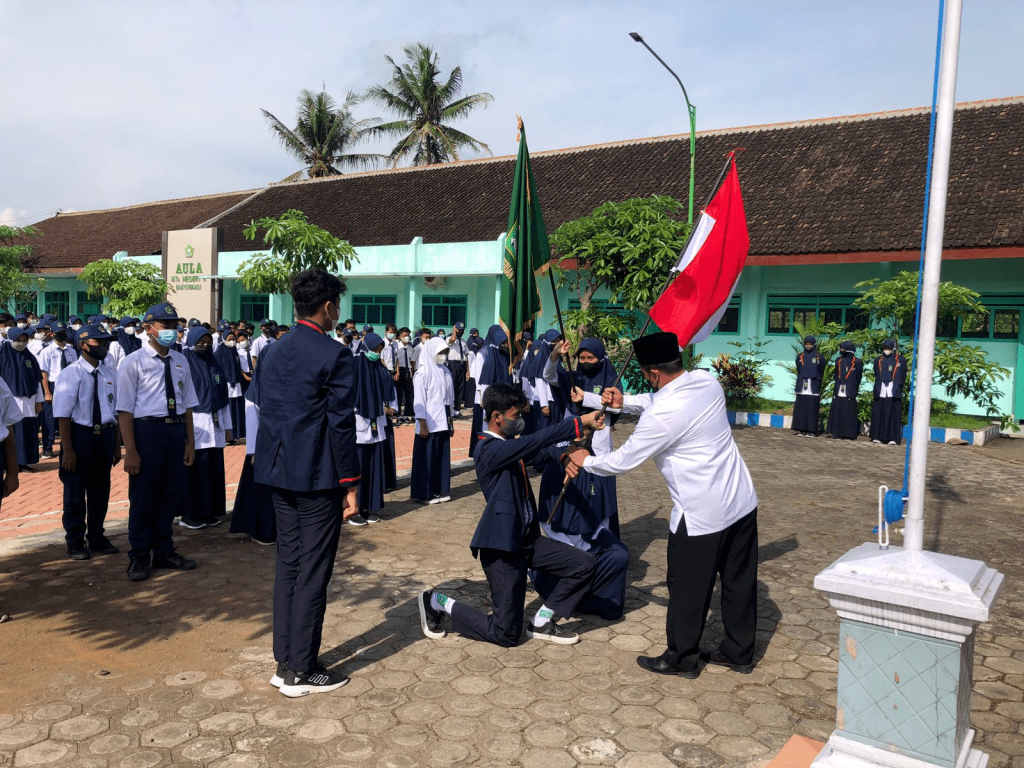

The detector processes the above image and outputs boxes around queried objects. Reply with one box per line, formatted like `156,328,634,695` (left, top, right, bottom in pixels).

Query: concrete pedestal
812,543,1003,768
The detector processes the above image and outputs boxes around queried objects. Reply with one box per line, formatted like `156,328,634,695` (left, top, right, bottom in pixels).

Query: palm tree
364,43,494,167
261,88,382,178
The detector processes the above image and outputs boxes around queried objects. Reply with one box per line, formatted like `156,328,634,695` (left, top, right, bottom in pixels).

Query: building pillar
408,279,419,330
812,544,1002,768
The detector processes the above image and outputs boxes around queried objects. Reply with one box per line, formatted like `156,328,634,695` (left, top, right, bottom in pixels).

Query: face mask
55,333,67,344
645,372,660,393
577,361,601,375
842,349,853,355
0,328,6,338
125,326,136,335
34,332,46,341
883,349,894,356
804,345,814,352
83,343,109,361
71,323,82,331
400,337,409,346
224,340,236,348
456,330,463,337
325,303,340,331
195,345,212,356
386,332,396,341
499,343,509,353
434,353,448,365
155,329,177,347
16,322,26,329
366,351,381,362
238,339,249,349
11,341,27,352
499,416,525,438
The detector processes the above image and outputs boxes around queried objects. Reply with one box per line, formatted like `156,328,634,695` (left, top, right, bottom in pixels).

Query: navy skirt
14,416,39,466
359,441,387,513
230,454,276,542
870,398,903,444
791,394,821,434
468,404,484,458
228,396,246,440
827,395,860,439
384,418,397,492
410,431,451,501
184,447,226,522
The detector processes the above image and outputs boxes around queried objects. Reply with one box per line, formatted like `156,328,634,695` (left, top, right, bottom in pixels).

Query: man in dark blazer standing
254,268,361,698
419,382,603,647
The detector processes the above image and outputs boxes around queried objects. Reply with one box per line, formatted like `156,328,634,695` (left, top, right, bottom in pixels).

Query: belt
136,416,186,424
72,422,116,431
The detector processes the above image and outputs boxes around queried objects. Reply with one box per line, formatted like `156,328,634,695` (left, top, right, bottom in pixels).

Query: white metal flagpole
904,0,964,553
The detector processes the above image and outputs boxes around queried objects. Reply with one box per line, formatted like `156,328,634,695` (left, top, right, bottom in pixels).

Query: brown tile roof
21,189,261,271
22,97,1024,270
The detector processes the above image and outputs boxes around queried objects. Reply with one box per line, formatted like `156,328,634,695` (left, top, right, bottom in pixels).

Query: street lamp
629,31,697,225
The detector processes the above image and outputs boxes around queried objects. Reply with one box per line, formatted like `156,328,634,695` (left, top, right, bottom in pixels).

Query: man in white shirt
53,323,121,560
446,322,470,418
568,331,759,680
250,319,277,365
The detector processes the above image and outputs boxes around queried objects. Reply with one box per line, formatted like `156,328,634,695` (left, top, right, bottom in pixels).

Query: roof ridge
266,95,1024,188
51,187,263,218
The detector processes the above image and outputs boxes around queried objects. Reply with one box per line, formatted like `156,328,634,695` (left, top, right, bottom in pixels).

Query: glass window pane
792,307,817,330
845,308,870,331
353,296,397,327
936,316,959,338
820,308,842,325
77,291,103,317
421,295,466,327
716,306,740,334
960,312,990,339
45,291,70,321
768,308,790,334
239,295,270,323
993,310,1020,340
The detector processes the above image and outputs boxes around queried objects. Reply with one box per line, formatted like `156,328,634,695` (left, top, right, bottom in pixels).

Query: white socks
532,606,554,627
431,592,455,614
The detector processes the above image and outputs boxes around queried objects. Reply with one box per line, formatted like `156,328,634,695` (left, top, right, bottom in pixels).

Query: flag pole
545,153,735,523
545,265,580,415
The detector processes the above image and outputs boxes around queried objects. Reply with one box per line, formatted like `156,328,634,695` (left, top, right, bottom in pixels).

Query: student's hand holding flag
601,387,624,409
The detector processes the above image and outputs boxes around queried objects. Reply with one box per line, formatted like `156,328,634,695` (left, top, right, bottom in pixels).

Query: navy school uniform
451,417,597,648
792,344,826,434
252,319,360,675
53,355,118,547
214,340,246,441
0,336,43,466
353,334,393,514
116,339,200,559
827,348,864,440
870,350,908,444
230,386,276,543
468,326,511,458
40,340,77,454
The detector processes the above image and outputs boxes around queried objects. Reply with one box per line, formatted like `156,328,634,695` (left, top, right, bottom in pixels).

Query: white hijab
415,337,454,406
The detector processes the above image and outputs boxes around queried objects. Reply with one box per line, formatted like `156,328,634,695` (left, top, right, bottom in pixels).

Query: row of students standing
792,335,909,444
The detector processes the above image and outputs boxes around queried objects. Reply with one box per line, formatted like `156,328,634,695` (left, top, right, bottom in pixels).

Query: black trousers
272,487,344,673
446,361,467,412
396,368,415,417
451,537,596,648
663,508,758,671
127,420,186,558
59,425,115,546
40,401,55,452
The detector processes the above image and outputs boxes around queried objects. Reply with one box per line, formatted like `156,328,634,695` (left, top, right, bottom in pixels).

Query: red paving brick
0,419,472,541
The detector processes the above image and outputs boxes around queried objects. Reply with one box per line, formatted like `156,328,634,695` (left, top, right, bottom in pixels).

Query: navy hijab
555,337,618,418
797,335,823,379
213,332,242,385
354,332,387,419
116,317,141,355
477,325,511,387
0,327,42,397
183,327,229,414
876,340,902,383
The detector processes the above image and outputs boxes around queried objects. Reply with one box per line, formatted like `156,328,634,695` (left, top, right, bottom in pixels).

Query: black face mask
499,416,525,438
195,345,212,357
577,361,601,376
83,343,108,361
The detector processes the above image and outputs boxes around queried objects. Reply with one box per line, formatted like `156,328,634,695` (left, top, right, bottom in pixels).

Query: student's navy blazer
470,416,583,557
253,320,361,492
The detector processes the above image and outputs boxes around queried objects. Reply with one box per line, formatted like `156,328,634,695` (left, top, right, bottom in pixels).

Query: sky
1,0,1022,227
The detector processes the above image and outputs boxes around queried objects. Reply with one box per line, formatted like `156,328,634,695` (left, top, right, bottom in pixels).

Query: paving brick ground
0,424,1023,768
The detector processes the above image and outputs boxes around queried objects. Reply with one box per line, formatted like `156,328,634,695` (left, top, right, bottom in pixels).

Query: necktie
91,369,102,431
162,355,176,416
246,351,252,371
60,348,70,370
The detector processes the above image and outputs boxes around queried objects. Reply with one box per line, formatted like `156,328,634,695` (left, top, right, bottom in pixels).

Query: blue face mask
366,351,381,362
386,332,396,340
156,329,177,347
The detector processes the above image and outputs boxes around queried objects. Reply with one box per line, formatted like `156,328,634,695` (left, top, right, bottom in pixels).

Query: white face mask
34,332,46,341
0,328,7,338
224,340,236,348
71,323,82,331
16,322,27,329
883,349,894,357
400,337,409,346
238,339,249,349
11,341,27,352
434,353,448,365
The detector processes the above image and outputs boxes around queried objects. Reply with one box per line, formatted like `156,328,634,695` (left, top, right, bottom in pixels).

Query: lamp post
629,31,697,225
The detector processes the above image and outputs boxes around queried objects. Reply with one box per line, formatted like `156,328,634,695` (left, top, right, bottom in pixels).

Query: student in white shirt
53,323,122,561
393,327,415,423
250,320,277,364
410,337,454,504
39,322,78,459
567,332,759,680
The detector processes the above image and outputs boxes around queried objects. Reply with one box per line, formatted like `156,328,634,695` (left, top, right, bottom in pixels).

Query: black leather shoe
126,554,150,582
636,655,700,679
67,542,91,561
700,648,756,674
152,552,198,571
87,537,120,556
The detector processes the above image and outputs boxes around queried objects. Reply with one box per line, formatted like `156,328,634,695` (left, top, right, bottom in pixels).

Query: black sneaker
346,515,368,527
278,665,349,698
67,542,91,561
526,618,580,645
41,451,54,460
126,554,150,582
178,517,206,530
363,514,381,524
418,590,447,639
204,517,223,527
151,552,197,571
87,537,120,555
269,662,287,689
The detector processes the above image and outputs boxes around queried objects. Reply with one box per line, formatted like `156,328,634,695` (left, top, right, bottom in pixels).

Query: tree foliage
238,210,357,296
712,339,775,401
78,259,169,318
262,88,383,178
0,225,47,309
364,43,494,166
551,195,691,349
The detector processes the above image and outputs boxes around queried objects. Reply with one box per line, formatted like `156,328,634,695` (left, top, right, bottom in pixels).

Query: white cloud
0,208,31,227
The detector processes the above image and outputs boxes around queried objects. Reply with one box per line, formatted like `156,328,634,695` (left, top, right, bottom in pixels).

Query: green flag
500,119,550,356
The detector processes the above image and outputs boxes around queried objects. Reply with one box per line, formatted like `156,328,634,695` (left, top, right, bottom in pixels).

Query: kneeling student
419,382,603,647
53,323,122,560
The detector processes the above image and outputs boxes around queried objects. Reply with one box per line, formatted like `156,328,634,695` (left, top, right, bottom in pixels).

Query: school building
18,96,1024,419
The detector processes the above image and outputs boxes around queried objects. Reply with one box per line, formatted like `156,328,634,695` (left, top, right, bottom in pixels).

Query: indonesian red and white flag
649,156,749,346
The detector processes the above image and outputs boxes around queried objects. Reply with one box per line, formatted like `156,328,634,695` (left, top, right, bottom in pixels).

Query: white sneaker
346,516,368,527
437,496,451,503
872,440,882,444
888,441,898,445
